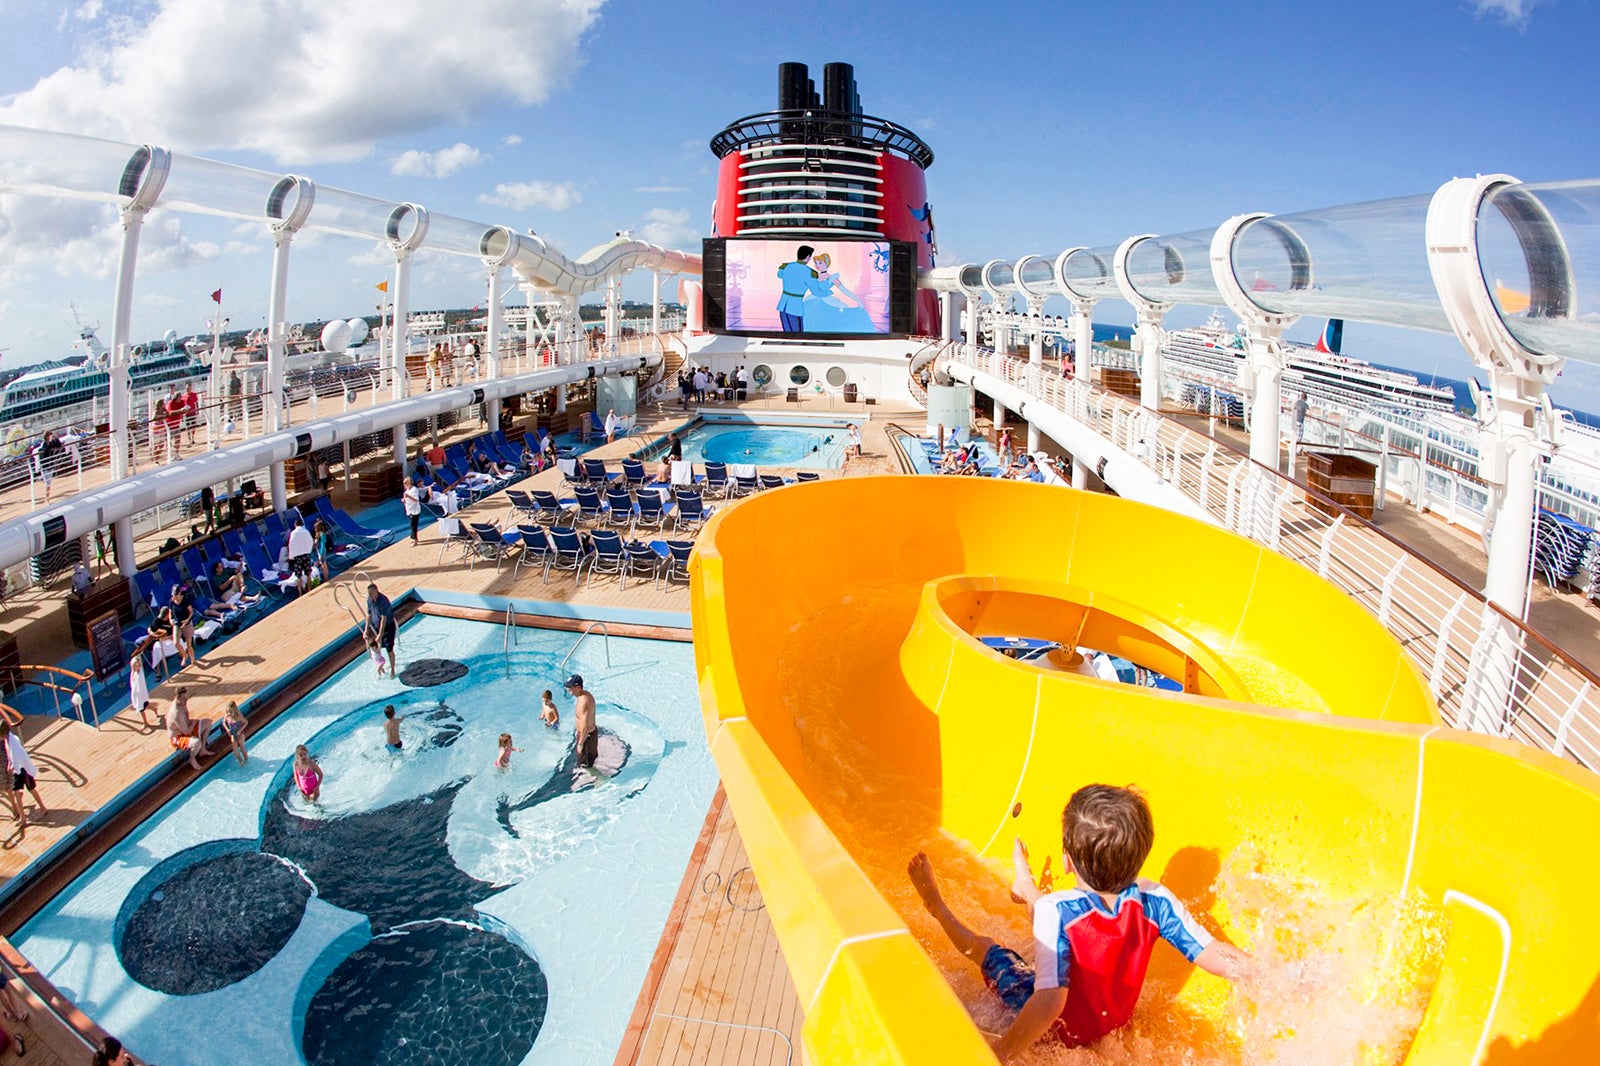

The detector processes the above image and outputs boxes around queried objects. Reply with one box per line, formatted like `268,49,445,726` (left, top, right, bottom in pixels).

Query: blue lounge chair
132,569,164,616
758,474,788,491
572,487,607,526
604,489,635,532
729,474,758,498
586,530,627,587
582,458,619,487
468,522,517,571
263,511,287,543
530,490,573,526
514,524,552,580
673,492,712,533
547,528,591,580
623,541,664,587
621,458,648,488
796,471,821,482
703,462,729,498
504,490,540,523
314,496,394,544
660,540,695,589
634,491,673,534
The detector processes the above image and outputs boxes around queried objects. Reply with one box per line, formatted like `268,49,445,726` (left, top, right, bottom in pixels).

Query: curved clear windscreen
0,126,147,202
304,185,406,240
1017,257,1055,296
422,212,495,258
1230,195,1450,333
1124,230,1221,306
159,154,287,220
959,264,984,290
984,261,1016,292
1477,180,1600,364
1060,246,1119,301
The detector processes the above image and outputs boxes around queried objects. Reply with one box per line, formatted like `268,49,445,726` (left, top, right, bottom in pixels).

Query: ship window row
738,157,883,174
739,192,880,207
735,182,882,198
741,142,884,160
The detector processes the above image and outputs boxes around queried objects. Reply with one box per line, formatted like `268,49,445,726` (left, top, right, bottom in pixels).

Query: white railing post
1317,513,1346,580
1378,557,1405,628
1553,680,1591,761
1430,592,1471,697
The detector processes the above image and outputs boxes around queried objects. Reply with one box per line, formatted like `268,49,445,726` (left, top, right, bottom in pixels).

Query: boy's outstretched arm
1194,941,1254,982
990,986,1067,1063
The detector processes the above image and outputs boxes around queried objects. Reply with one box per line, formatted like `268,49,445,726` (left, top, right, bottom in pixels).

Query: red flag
211,288,223,304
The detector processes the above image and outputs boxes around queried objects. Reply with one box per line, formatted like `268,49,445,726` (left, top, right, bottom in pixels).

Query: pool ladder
560,621,612,674
503,604,517,678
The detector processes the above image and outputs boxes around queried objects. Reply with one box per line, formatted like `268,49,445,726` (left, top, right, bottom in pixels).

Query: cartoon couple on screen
775,245,870,333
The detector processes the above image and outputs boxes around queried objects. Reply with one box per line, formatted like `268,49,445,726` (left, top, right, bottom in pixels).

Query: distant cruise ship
1162,313,1460,416
0,322,207,436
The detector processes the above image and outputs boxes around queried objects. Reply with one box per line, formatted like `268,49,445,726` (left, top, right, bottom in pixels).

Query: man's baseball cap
564,674,583,689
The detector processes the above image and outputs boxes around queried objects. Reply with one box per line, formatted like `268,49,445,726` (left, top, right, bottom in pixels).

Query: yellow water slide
690,475,1600,1065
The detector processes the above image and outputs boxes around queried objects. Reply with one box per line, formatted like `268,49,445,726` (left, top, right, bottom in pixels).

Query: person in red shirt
908,784,1255,1060
183,384,201,445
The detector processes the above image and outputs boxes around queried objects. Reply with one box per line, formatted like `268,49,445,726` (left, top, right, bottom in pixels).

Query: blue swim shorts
981,944,1035,1012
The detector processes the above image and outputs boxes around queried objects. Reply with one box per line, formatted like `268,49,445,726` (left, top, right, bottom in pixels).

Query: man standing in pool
566,674,598,772
367,583,398,675
775,245,836,333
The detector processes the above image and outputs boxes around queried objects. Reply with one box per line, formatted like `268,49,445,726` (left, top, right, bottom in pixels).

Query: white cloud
1468,0,1543,26
635,185,688,194
390,142,485,179
502,134,523,146
639,207,699,250
478,181,581,213
4,0,602,163
0,197,218,289
73,1,103,20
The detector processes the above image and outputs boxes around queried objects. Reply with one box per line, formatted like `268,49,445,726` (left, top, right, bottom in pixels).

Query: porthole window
825,366,847,387
752,364,773,387
789,365,811,386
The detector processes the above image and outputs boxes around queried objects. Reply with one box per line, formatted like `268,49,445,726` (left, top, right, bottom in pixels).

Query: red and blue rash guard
1031,878,1213,1046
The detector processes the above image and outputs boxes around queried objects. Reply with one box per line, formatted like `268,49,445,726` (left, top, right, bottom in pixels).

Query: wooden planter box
1098,367,1142,400
358,464,404,506
1305,451,1377,520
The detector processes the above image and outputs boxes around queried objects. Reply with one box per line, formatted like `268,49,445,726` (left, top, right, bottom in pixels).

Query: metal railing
5,664,99,728
504,603,518,679
560,621,612,673
942,341,1600,771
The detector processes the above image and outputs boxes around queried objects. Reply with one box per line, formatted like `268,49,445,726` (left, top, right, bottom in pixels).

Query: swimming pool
14,614,715,1066
670,416,854,469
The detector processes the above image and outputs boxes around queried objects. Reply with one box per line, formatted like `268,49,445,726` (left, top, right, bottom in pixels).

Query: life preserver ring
3,427,28,460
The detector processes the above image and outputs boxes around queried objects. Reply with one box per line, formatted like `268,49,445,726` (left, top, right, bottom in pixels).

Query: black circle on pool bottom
397,658,469,687
302,921,547,1066
119,851,312,995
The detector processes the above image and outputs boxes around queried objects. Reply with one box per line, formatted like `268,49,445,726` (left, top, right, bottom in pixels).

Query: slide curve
690,475,1600,1065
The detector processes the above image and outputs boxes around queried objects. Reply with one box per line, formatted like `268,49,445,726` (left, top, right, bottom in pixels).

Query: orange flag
376,280,389,293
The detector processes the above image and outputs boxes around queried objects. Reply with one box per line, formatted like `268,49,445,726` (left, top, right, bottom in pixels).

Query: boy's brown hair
1062,784,1155,893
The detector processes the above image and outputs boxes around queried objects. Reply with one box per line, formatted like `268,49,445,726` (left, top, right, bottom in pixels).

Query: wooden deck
617,789,802,1066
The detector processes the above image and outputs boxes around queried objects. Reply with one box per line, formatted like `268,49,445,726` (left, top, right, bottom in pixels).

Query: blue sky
1,0,1597,405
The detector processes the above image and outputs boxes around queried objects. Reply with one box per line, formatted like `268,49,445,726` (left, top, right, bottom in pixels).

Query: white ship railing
1,332,676,592
942,341,1600,771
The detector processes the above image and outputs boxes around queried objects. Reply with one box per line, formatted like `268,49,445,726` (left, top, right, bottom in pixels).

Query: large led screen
723,239,892,335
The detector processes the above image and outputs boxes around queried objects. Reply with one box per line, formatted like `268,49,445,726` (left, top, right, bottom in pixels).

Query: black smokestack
778,62,808,111
823,62,855,112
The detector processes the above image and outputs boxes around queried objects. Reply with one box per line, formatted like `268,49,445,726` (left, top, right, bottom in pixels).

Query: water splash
772,585,1449,1066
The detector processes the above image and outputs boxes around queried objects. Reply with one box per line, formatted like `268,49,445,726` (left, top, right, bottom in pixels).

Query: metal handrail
504,603,517,678
560,621,612,673
6,663,97,728
942,340,1600,770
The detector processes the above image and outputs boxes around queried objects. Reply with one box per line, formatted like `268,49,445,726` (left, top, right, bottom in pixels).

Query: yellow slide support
691,476,1600,1065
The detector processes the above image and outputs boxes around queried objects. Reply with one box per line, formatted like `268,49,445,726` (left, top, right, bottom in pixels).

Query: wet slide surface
691,476,1600,1065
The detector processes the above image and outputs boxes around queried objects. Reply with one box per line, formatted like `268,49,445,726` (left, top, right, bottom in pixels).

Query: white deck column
484,266,504,429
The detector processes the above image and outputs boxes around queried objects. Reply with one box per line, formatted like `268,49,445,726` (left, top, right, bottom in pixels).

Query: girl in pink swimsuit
293,744,323,802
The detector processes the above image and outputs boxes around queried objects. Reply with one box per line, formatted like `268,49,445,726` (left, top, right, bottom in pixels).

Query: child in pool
383,705,404,752
221,701,248,766
540,690,559,729
293,744,323,802
494,733,523,771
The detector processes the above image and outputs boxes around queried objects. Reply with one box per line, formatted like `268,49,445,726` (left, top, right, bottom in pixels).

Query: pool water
16,614,715,1066
679,421,850,469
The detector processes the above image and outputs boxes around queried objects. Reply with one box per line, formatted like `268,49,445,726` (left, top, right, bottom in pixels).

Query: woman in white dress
128,640,157,730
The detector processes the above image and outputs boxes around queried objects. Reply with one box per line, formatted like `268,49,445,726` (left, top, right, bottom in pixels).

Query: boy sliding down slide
909,784,1254,1061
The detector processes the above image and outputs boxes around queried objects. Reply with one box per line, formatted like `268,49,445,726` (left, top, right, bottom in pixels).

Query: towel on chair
670,460,693,486
729,462,756,480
